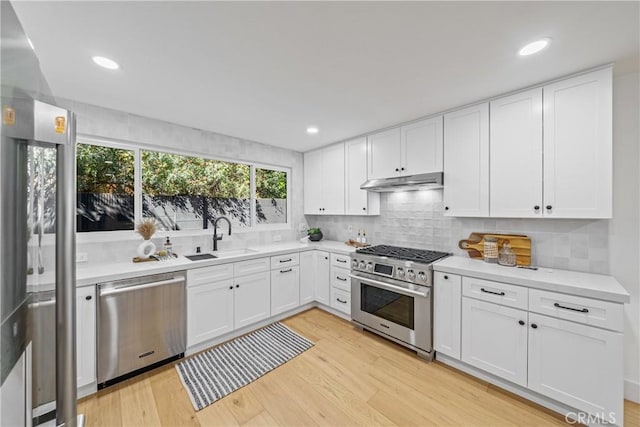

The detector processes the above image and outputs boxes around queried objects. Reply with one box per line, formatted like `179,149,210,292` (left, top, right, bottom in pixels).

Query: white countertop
27,240,356,292
433,256,630,304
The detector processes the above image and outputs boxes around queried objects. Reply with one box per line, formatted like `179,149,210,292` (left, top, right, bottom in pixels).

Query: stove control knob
352,259,359,268
407,269,416,280
366,262,373,271
397,268,405,277
417,271,426,282
359,261,366,269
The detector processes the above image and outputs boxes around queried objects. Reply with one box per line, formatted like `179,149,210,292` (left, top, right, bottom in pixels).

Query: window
255,168,287,225
141,150,250,230
75,140,290,232
76,143,135,232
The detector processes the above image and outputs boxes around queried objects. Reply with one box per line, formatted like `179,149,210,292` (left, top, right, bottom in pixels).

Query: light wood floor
79,308,640,426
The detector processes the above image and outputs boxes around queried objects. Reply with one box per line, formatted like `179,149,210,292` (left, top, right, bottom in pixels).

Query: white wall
610,71,640,402
307,72,640,402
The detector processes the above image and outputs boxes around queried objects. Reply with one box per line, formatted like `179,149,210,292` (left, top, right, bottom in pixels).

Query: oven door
350,272,432,353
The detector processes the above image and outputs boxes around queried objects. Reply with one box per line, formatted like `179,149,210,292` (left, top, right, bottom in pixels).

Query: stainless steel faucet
213,216,232,251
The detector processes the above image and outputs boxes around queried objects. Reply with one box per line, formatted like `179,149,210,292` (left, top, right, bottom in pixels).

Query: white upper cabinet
304,143,345,215
368,117,444,181
401,116,443,176
443,103,489,217
345,137,379,215
303,149,323,214
367,127,401,180
490,88,543,217
543,68,613,218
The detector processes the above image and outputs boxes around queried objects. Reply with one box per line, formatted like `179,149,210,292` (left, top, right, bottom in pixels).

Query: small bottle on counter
498,242,517,267
163,236,173,258
362,230,367,245
357,230,362,243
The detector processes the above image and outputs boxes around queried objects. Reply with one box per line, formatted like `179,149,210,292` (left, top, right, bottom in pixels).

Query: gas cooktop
356,245,450,264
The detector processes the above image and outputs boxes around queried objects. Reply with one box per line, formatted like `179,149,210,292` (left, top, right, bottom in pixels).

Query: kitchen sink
184,253,218,261
215,248,259,258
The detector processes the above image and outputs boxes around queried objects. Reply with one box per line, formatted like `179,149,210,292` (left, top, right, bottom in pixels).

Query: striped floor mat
176,322,314,411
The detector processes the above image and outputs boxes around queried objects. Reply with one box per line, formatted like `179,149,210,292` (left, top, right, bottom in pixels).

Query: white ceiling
13,1,639,152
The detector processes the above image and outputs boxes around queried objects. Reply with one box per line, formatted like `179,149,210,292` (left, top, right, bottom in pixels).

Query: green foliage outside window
76,144,134,194
141,151,250,198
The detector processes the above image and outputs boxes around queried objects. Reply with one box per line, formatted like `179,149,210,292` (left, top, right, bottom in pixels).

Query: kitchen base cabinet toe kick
433,268,628,426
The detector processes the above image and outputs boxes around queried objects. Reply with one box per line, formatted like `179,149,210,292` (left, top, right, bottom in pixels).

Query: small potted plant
307,227,323,242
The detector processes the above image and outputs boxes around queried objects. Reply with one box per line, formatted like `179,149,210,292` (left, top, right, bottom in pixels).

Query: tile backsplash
306,189,610,274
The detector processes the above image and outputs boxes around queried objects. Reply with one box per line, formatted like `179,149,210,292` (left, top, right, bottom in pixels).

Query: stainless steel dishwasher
97,271,186,388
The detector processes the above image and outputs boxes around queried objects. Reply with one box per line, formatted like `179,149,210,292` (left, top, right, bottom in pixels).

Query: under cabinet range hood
360,172,443,192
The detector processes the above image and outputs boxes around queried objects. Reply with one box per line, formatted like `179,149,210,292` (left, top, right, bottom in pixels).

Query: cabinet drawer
187,263,234,287
234,257,270,277
270,253,300,269
330,287,351,315
331,266,351,292
462,277,527,310
331,253,351,268
529,289,624,332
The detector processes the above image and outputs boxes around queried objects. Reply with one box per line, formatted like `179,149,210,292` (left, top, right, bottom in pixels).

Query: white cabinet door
187,279,234,347
543,67,612,218
490,88,543,218
303,149,323,214
322,143,345,215
401,116,443,176
314,251,331,305
234,271,270,329
271,266,300,315
368,127,401,180
299,251,316,305
76,286,96,388
433,272,461,360
461,298,528,387
345,137,379,215
443,103,489,217
528,313,623,421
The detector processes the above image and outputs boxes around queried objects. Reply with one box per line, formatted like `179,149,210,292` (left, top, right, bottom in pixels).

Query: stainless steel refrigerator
1,2,78,426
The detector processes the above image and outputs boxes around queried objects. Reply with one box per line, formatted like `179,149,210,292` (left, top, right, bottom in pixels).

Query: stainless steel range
350,245,449,359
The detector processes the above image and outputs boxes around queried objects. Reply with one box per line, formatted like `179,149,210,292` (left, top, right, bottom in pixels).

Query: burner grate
356,245,449,264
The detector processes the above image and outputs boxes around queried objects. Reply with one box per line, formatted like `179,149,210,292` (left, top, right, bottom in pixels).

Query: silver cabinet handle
336,276,347,281
336,298,347,304
280,268,293,274
99,277,184,296
336,258,347,263
279,258,292,263
349,274,429,298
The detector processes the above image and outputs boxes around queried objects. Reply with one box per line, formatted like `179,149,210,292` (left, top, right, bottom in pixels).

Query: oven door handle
349,274,429,298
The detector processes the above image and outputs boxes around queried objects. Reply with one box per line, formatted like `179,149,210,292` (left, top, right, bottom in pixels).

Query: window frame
76,135,292,239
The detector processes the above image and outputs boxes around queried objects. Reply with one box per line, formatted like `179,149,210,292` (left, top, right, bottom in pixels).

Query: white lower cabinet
187,279,235,347
330,287,351,315
433,272,461,359
330,266,351,316
299,251,316,305
461,297,528,387
76,286,96,388
528,313,623,422
271,265,300,316
435,269,625,425
315,251,331,305
234,271,270,329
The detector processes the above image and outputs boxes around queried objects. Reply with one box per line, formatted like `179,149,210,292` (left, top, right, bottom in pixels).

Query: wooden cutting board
458,232,531,266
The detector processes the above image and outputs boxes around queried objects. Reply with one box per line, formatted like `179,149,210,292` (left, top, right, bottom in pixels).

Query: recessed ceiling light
27,38,34,50
518,39,551,56
306,126,319,134
92,56,120,70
